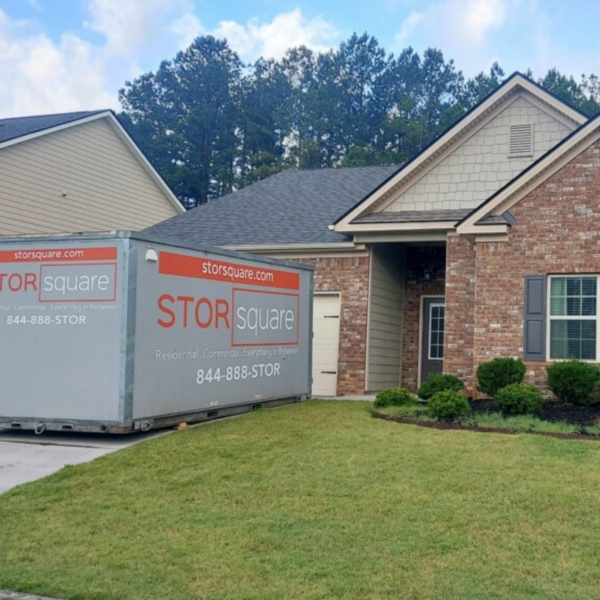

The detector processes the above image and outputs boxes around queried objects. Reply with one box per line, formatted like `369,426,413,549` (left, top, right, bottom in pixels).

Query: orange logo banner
159,252,300,291
0,247,118,263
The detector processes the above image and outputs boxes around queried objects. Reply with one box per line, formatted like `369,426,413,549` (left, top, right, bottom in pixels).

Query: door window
428,304,445,360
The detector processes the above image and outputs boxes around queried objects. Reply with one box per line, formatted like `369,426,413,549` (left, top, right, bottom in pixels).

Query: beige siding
0,118,180,235
384,95,574,213
366,245,405,391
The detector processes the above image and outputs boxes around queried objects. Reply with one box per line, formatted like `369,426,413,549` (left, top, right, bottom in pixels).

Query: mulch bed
372,399,600,441
469,399,600,427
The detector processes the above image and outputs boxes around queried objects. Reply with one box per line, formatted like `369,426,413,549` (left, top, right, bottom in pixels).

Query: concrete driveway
0,428,167,495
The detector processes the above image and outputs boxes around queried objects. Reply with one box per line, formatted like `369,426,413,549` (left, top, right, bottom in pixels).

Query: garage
312,293,341,396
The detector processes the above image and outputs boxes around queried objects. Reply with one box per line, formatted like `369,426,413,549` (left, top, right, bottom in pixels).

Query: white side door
312,293,341,396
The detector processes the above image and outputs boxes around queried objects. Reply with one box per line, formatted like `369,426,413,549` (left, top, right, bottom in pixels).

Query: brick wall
466,138,600,394
444,235,476,393
290,255,370,396
401,246,446,391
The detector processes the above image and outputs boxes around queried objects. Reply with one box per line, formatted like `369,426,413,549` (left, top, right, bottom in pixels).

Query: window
429,304,445,360
548,276,597,360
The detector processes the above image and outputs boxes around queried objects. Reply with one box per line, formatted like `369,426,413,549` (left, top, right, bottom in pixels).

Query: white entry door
312,294,341,396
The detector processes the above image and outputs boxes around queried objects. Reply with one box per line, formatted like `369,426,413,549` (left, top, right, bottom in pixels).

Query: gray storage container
0,232,313,433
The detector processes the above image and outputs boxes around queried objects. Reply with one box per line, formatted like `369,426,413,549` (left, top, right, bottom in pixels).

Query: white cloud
84,0,191,55
165,8,339,63
393,0,600,79
211,9,339,61
463,0,505,41
0,9,115,117
0,0,204,117
395,0,508,73
0,4,339,118
396,11,423,45
170,12,205,50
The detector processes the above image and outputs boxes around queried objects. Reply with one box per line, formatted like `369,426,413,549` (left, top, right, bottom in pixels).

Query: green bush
494,383,544,415
373,387,416,409
418,372,464,399
476,357,527,398
546,360,600,405
427,390,471,420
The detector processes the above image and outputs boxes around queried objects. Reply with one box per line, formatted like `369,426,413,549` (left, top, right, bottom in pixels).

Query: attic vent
509,124,533,157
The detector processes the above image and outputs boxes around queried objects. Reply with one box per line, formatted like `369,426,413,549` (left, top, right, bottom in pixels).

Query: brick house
148,72,600,397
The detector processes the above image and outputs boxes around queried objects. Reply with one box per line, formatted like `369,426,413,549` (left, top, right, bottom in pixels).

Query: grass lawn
2,401,600,600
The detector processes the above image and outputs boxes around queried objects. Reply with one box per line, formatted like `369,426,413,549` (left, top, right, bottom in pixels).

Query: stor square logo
39,263,117,302
231,288,299,347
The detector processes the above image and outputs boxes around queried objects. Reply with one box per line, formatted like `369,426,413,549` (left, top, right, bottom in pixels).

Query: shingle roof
0,110,107,145
145,165,400,246
352,209,471,224
476,214,513,225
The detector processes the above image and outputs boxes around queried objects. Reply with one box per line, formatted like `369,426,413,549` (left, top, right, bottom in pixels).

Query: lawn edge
370,410,600,441
0,590,64,600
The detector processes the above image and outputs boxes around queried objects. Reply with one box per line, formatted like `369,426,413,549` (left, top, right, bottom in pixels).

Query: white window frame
428,303,445,361
546,274,599,362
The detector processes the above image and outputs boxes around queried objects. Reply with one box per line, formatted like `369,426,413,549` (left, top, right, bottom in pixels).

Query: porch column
444,234,476,394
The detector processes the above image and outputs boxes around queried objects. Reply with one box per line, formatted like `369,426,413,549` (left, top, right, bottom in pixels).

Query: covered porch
366,243,447,393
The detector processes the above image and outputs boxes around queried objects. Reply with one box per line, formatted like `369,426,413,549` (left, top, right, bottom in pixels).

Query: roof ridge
293,164,401,173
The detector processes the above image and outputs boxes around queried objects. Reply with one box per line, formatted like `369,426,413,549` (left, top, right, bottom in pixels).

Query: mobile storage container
0,232,313,433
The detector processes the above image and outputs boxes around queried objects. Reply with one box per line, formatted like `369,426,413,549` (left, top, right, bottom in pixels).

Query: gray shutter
523,275,546,361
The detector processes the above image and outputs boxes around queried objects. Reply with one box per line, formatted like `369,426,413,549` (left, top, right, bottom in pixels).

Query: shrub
546,360,600,405
418,372,464,399
494,383,544,415
427,390,471,420
373,387,416,409
476,357,527,398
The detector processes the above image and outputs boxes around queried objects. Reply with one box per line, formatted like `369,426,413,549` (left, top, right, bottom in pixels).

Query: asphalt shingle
146,165,400,246
352,209,471,223
0,111,106,145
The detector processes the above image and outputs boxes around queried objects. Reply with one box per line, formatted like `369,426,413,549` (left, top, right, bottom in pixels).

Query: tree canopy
119,34,600,208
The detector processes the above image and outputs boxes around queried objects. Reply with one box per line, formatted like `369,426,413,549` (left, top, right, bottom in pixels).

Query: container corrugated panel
0,232,313,433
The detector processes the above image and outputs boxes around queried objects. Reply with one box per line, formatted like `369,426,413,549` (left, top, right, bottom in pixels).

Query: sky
0,0,599,118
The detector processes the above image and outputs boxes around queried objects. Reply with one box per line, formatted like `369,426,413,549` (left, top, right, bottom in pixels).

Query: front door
420,297,445,385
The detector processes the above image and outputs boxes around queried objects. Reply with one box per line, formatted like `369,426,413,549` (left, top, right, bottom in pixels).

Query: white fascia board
335,221,457,233
457,126,600,234
0,111,113,151
354,231,449,244
222,242,363,252
0,111,186,215
523,91,584,130
516,79,587,126
459,224,509,236
105,113,186,214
